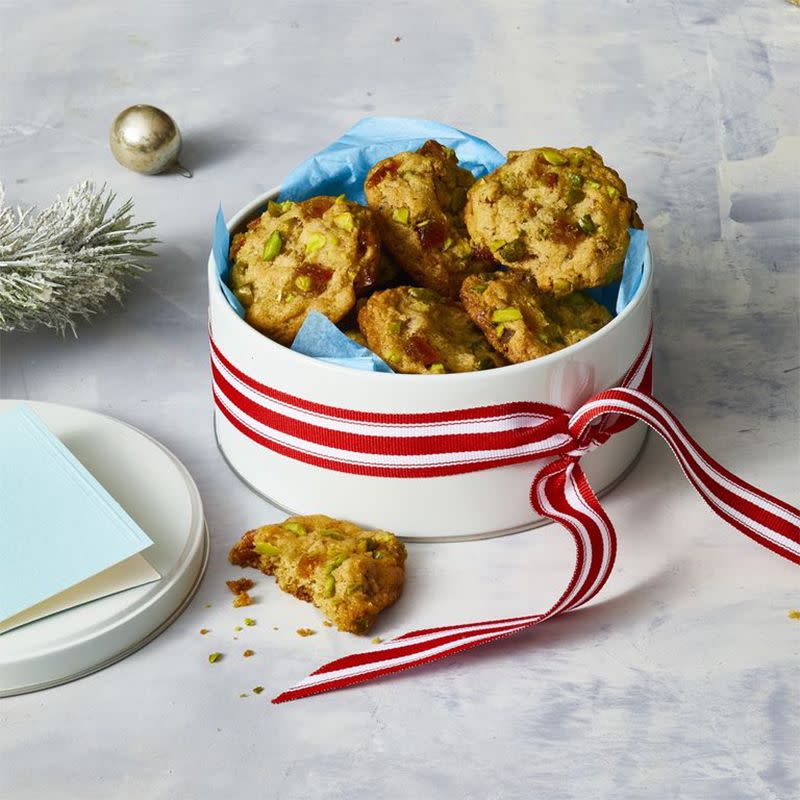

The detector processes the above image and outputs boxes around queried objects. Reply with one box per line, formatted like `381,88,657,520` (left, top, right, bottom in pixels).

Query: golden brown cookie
228,196,380,345
364,140,495,299
357,286,506,374
461,271,612,363
465,146,639,294
228,514,406,634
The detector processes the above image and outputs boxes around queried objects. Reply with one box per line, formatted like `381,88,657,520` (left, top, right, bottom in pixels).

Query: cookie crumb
243,649,255,658
204,603,212,608
244,617,256,626
234,625,242,632
296,627,316,637
208,652,222,663
273,627,279,631
239,693,248,698
371,636,383,644
233,591,253,608
253,686,265,695
199,628,210,635
789,609,800,620
394,36,401,42
226,578,255,595
323,621,333,628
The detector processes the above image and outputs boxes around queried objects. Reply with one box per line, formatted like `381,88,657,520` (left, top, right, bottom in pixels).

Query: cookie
357,286,506,374
364,140,494,299
461,270,612,363
228,195,381,345
464,146,640,294
228,514,406,634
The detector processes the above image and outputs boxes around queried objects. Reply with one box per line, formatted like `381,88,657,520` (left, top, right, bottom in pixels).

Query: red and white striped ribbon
209,330,800,704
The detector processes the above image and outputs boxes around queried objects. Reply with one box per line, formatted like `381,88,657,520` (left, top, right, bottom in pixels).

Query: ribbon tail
273,457,616,703
570,388,800,565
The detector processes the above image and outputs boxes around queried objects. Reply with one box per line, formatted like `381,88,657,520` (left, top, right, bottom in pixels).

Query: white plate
0,400,208,697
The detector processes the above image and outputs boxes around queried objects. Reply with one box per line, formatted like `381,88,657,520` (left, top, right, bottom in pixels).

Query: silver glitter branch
0,181,158,334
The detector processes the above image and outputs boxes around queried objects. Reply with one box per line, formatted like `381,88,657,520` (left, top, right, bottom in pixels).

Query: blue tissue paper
211,117,649,372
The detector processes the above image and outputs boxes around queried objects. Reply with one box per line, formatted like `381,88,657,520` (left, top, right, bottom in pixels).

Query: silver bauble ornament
109,105,191,177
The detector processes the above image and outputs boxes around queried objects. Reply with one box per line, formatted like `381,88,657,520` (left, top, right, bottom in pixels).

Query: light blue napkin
0,405,154,622
211,117,649,371
292,311,393,372
279,117,505,204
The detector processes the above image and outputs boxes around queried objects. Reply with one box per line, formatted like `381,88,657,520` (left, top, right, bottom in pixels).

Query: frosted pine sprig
0,181,158,334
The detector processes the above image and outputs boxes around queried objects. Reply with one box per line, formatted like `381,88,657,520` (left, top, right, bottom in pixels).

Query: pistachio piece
541,148,568,166
566,187,586,206
305,232,327,254
442,236,453,252
319,529,344,540
385,349,401,363
498,238,526,262
282,521,307,536
333,212,354,231
323,575,336,598
490,239,506,252
234,286,253,307
326,554,347,573
268,200,293,217
428,363,446,374
585,179,601,190
577,214,597,234
208,652,222,663
254,541,280,556
452,239,472,257
567,172,584,188
262,230,283,261
387,319,403,334
538,331,551,344
553,278,573,294
605,184,619,199
244,618,256,626
492,307,523,323
294,275,312,292
495,323,505,338
471,282,488,294
392,207,410,224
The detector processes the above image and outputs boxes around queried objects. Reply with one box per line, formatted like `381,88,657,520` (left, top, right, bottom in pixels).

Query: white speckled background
0,1,798,798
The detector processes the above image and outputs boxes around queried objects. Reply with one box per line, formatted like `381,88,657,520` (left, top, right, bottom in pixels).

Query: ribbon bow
209,330,800,704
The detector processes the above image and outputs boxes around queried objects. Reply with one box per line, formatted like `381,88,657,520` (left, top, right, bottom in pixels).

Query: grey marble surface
1,1,798,798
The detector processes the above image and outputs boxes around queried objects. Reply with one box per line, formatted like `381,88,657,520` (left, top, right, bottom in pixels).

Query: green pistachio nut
294,275,312,292
305,232,327,255
471,282,488,294
541,148,569,166
566,188,586,206
577,215,597,234
392,207,410,224
334,212,354,231
262,230,283,261
282,521,307,536
567,173,584,188
387,319,403,334
442,236,453,251
492,307,523,323
605,184,620,199
553,278,573,294
498,238,526,262
323,575,336,598
254,541,280,557
428,363,446,374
